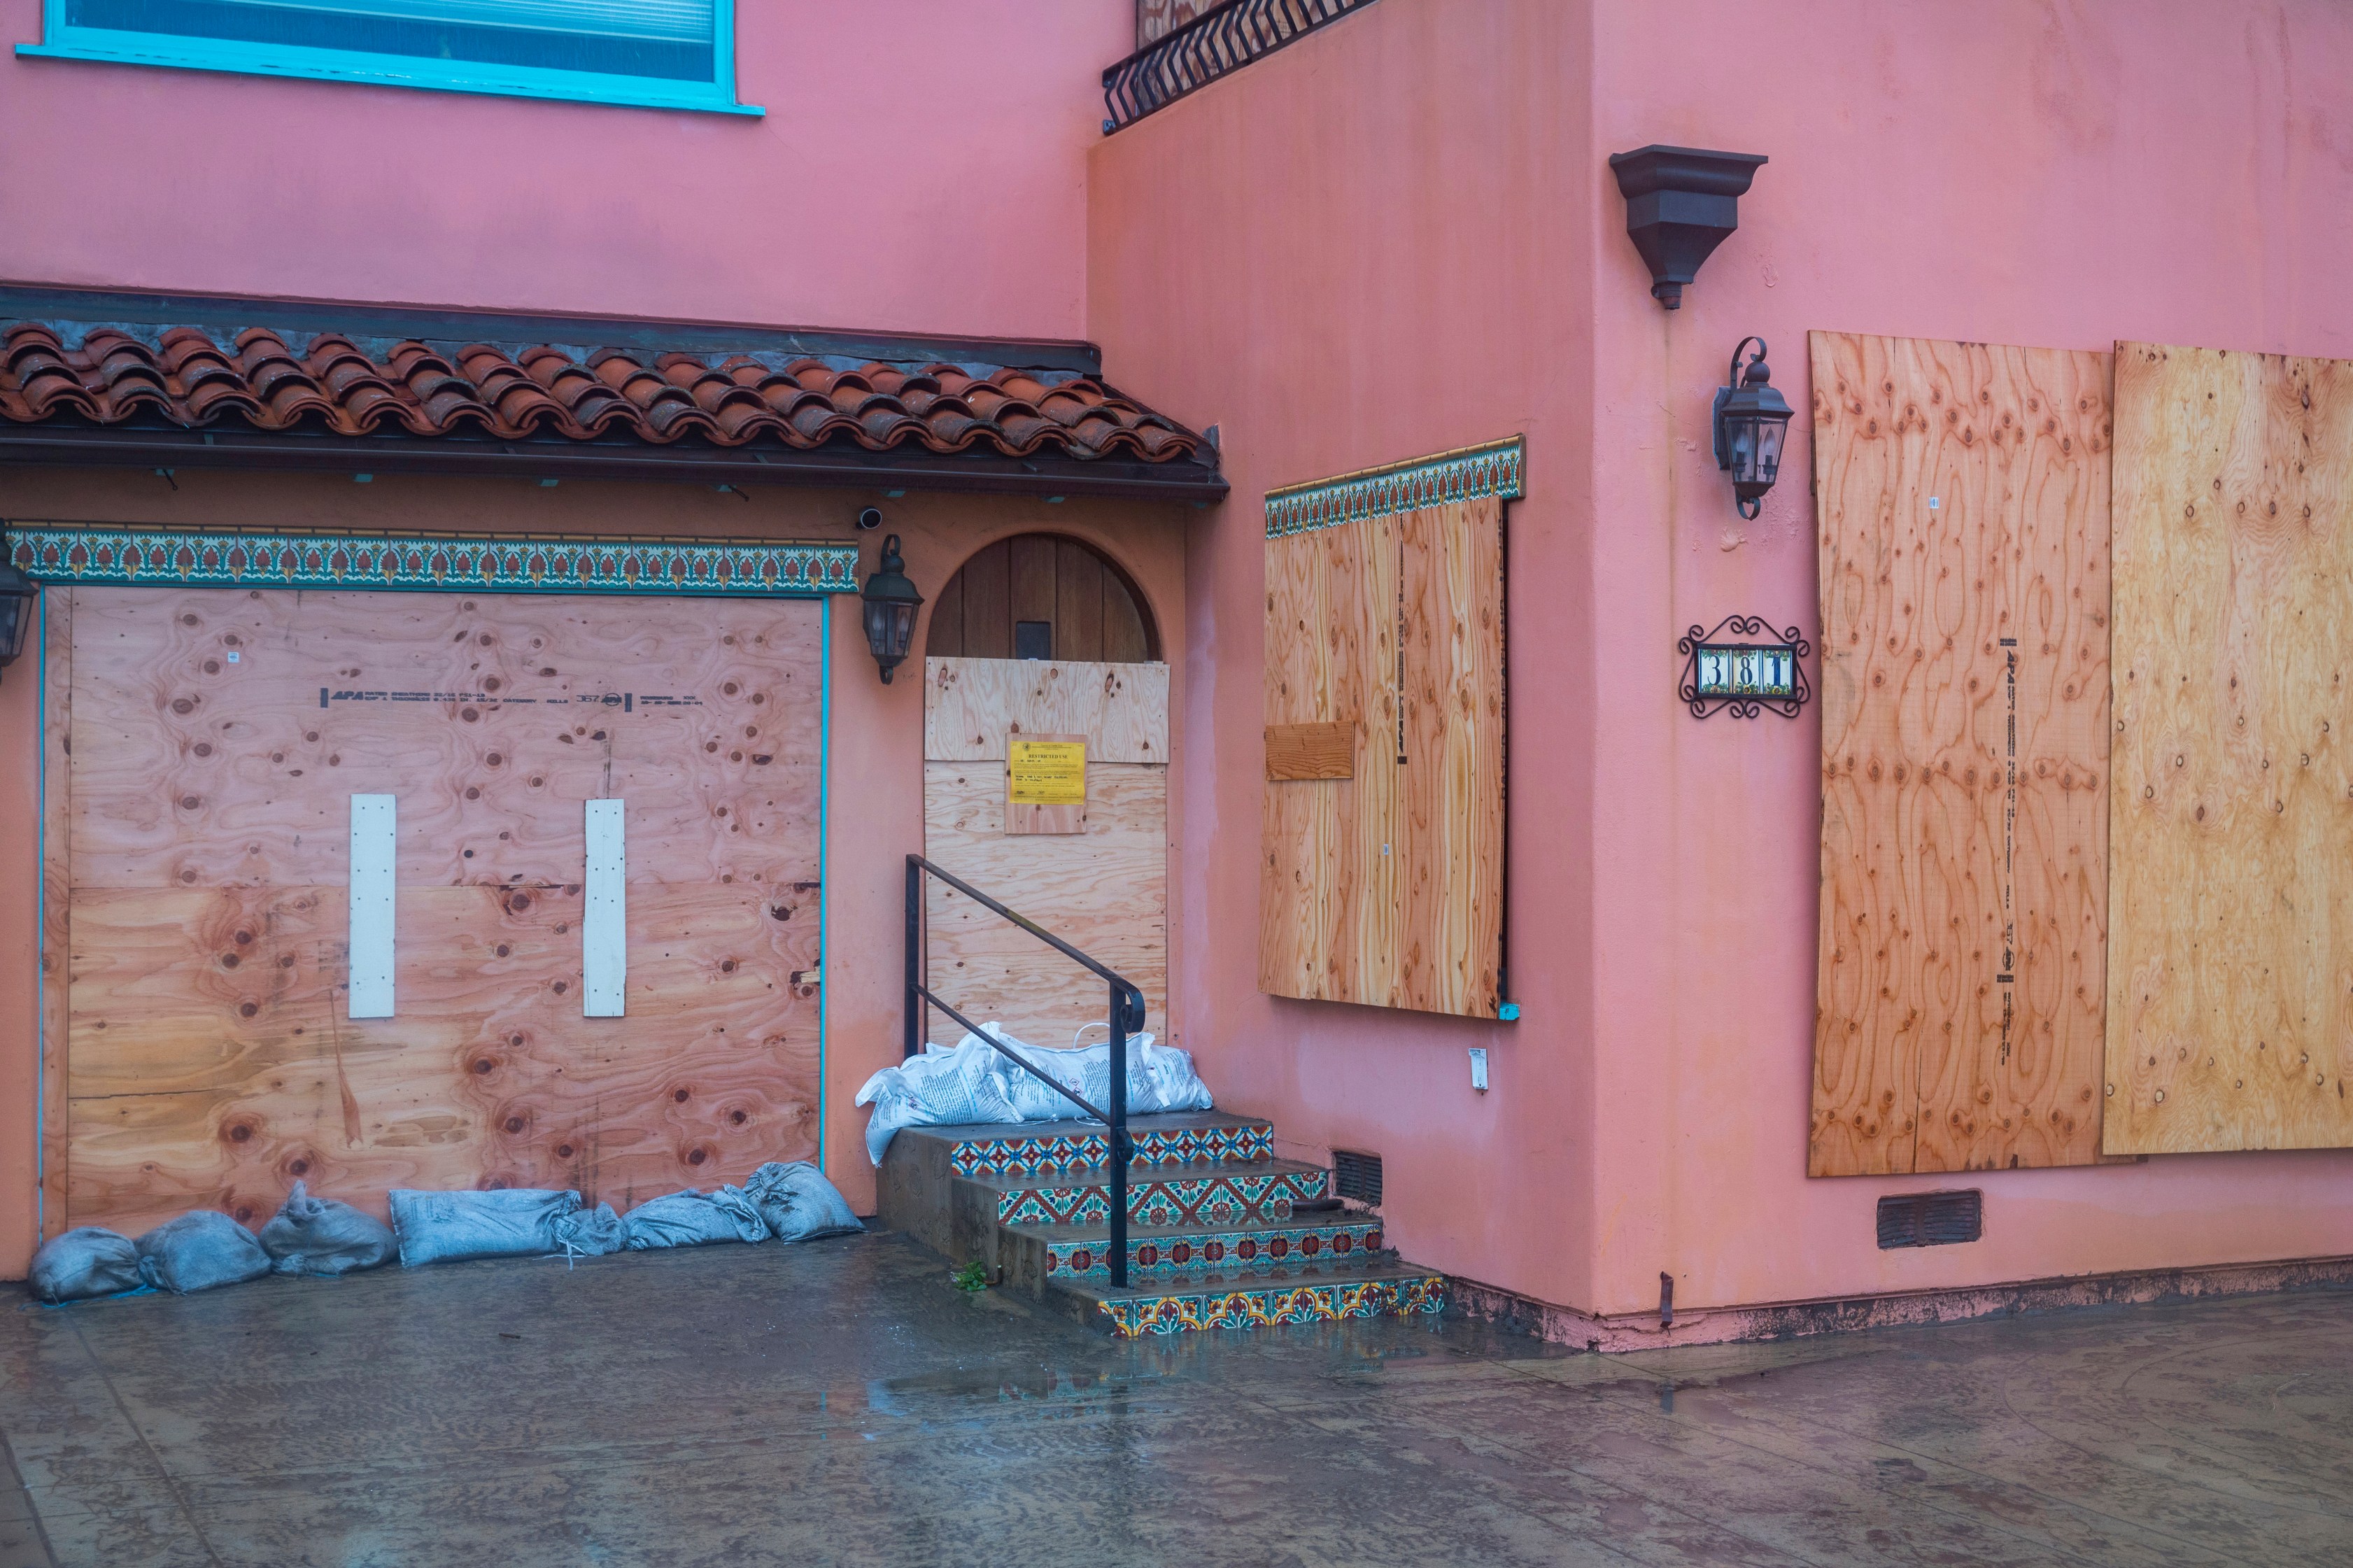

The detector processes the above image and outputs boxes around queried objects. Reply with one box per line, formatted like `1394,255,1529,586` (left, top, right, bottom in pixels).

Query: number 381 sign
1677,614,1811,720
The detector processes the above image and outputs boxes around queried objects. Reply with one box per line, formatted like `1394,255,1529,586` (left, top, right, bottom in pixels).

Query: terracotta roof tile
0,318,1208,467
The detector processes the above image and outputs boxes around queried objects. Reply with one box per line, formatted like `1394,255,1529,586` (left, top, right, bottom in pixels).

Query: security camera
856,507,883,530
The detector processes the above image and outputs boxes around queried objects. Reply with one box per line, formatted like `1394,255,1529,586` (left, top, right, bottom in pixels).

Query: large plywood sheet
923,657,1168,764
2106,343,2353,1153
64,587,823,1234
1259,500,1503,1019
1811,332,2111,1176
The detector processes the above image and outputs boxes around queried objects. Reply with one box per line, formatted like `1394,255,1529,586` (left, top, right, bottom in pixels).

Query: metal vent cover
1331,1149,1383,1207
1877,1190,1983,1250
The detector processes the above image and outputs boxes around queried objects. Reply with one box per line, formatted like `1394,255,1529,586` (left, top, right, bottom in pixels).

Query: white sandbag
743,1161,864,1241
390,1188,580,1268
134,1211,272,1294
852,1025,1214,1164
28,1227,142,1304
551,1201,626,1259
260,1182,395,1278
621,1187,770,1250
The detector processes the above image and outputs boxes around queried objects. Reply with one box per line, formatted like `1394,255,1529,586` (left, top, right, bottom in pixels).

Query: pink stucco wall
0,0,1126,336
1091,0,2353,1322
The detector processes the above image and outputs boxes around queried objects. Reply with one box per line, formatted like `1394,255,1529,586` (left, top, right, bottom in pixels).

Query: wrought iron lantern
859,533,923,684
1712,337,1795,519
0,561,36,681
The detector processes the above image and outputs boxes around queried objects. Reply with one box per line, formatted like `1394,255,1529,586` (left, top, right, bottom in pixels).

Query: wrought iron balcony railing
1103,0,1377,133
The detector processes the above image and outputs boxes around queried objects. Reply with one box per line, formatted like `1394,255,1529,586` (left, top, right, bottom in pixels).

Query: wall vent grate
1331,1149,1383,1206
1877,1190,1983,1250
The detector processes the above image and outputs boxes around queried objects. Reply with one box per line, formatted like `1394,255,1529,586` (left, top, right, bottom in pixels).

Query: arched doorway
925,534,1158,663
918,533,1168,1052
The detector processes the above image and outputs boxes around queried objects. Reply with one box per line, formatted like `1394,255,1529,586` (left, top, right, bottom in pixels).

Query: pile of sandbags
854,1025,1215,1164
25,1163,862,1304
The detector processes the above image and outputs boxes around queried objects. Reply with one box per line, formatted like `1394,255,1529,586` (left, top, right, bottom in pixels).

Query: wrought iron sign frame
1678,613,1811,720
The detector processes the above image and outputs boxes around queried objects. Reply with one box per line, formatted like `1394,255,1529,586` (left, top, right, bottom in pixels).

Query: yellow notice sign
1008,739,1087,805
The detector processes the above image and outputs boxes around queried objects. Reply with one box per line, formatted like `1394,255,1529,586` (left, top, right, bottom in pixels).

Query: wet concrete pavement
1,1231,2347,1567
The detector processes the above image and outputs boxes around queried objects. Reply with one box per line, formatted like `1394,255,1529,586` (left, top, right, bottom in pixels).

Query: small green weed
952,1259,989,1293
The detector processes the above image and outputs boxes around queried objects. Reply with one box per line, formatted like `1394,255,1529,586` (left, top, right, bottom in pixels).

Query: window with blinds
24,0,757,114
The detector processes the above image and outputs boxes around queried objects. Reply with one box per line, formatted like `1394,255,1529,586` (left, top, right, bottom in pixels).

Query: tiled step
1052,1256,1447,1339
975,1158,1329,1228
1008,1214,1389,1285
940,1113,1274,1178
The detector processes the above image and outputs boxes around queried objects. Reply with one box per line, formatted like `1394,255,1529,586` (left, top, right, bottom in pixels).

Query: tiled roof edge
1264,437,1525,538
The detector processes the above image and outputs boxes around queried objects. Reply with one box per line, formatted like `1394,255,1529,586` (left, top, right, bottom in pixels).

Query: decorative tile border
950,1122,1273,1178
1264,436,1525,539
1098,1274,1446,1338
998,1167,1326,1227
6,525,860,597
1046,1220,1385,1281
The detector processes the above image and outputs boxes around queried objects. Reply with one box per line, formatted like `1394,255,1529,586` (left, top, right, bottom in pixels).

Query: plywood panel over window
2105,343,2353,1154
1258,441,1517,1020
60,586,824,1236
1811,333,2112,1176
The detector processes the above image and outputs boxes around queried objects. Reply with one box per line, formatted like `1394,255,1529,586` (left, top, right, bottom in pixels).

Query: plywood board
38,588,71,1241
1265,721,1354,781
1810,331,2112,1176
62,587,823,1234
922,760,1166,1050
2105,342,2353,1154
923,656,1168,764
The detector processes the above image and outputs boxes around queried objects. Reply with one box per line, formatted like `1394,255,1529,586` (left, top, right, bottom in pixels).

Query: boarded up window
2105,344,2353,1154
1258,440,1516,1019
1810,333,2112,1176
925,535,1157,663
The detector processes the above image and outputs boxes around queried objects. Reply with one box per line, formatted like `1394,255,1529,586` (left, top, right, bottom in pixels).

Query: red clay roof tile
0,317,1207,467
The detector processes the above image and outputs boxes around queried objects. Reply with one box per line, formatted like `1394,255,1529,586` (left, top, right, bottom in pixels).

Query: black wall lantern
860,533,923,684
1711,337,1793,519
1607,145,1767,310
0,560,36,682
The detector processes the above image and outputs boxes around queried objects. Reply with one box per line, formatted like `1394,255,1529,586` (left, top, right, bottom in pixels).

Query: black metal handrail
906,853,1148,1288
1101,0,1377,132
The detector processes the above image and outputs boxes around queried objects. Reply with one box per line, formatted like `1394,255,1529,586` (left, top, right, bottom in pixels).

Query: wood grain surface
923,656,1168,764
921,760,1166,1049
1259,499,1503,1018
1811,332,2111,1176
1264,721,1355,781
38,588,72,1241
2106,342,2353,1153
924,535,1156,664
62,587,824,1234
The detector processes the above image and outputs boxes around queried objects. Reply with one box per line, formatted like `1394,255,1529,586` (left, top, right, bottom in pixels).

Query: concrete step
1050,1255,1447,1339
1003,1213,1389,1287
973,1157,1331,1228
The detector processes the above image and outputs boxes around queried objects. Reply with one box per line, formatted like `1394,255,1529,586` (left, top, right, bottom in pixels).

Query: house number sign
1677,614,1811,719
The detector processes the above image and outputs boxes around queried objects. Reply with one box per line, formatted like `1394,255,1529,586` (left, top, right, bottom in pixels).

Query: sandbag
551,1201,626,1259
621,1187,770,1250
390,1187,580,1269
27,1227,142,1304
134,1211,272,1295
744,1161,863,1242
259,1182,395,1278
853,1026,1214,1163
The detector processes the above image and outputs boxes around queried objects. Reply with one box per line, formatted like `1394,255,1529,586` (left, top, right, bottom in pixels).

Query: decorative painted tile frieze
1045,1220,1385,1282
1264,436,1525,539
949,1122,1273,1178
6,525,859,597
997,1166,1326,1227
1098,1274,1447,1338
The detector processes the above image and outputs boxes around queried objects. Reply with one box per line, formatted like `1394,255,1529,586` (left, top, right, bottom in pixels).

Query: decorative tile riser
1046,1223,1384,1283
1098,1276,1446,1338
950,1124,1273,1179
998,1168,1326,1227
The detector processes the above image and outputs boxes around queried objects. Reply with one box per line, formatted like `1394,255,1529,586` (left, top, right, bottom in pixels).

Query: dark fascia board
0,282,1106,376
0,420,1231,504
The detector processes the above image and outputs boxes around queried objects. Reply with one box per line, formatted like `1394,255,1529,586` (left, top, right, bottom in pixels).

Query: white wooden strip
348,794,396,1019
584,798,626,1017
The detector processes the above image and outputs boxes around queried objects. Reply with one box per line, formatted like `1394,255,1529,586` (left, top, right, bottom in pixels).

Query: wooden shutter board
1810,332,2110,1177
1265,721,1354,780
2105,342,2353,1154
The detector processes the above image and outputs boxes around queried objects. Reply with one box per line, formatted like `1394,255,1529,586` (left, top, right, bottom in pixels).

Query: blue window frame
20,0,761,115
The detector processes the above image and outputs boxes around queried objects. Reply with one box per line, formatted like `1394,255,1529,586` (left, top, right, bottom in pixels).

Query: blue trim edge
816,594,832,1176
